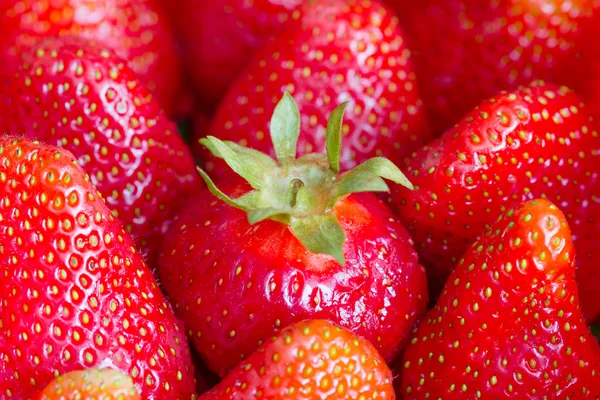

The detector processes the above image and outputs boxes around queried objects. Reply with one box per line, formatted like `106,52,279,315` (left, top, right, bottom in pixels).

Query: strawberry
0,37,201,266
34,369,140,400
169,0,305,108
399,199,600,399
196,0,432,182
390,0,600,134
0,137,196,399
0,0,185,117
391,82,600,322
200,320,395,399
159,93,428,376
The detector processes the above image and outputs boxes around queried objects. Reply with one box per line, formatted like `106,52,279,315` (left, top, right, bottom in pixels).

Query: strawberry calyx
198,93,413,265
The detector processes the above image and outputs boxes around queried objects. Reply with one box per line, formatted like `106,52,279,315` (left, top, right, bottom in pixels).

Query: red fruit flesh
198,0,432,182
171,0,305,108
200,320,395,399
400,199,600,399
0,0,185,116
0,37,201,266
394,0,600,134
34,369,140,400
0,137,196,399
392,82,600,322
158,187,428,376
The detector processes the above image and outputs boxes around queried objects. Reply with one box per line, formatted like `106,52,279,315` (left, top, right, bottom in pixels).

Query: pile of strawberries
1,0,600,399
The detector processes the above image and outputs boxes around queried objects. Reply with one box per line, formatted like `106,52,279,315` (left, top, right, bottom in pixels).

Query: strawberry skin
158,187,428,376
391,82,600,322
34,369,140,400
200,320,395,399
197,0,432,181
0,137,196,399
0,37,201,266
400,199,600,399
170,0,304,108
392,0,600,134
0,0,185,117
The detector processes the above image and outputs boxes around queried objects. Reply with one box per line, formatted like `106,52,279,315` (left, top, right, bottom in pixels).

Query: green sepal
200,137,277,190
248,208,291,225
335,157,413,197
270,92,300,166
197,167,250,211
335,172,389,198
325,102,349,174
290,214,346,265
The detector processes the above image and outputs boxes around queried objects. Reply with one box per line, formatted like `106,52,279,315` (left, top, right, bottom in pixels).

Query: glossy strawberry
392,0,600,133
399,199,600,399
159,94,428,376
391,82,600,321
0,0,185,116
0,37,201,266
196,0,432,182
34,369,140,400
200,320,395,399
170,0,305,108
0,137,196,399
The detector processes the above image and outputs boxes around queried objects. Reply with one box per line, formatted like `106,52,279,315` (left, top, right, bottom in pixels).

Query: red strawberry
0,37,201,266
0,137,196,399
399,199,600,399
391,82,600,322
390,0,600,134
0,0,185,116
159,93,428,376
34,369,140,400
169,0,305,108
200,320,395,399
196,0,432,182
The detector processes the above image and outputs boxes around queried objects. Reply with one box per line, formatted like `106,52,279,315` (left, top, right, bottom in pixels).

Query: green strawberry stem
197,92,413,265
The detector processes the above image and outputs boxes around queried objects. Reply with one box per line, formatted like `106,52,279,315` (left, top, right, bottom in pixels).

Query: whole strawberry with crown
158,93,429,376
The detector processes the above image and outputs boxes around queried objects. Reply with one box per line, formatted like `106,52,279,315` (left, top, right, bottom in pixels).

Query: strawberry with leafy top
0,137,196,399
197,0,432,182
34,369,140,400
0,0,186,117
200,320,395,399
0,37,201,266
159,93,428,376
390,0,600,133
399,199,600,399
170,0,305,108
391,82,600,322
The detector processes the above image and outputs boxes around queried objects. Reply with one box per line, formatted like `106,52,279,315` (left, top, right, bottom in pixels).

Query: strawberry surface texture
0,137,196,399
0,37,201,267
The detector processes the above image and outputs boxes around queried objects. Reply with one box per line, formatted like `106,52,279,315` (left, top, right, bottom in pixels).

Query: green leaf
342,157,414,190
290,214,346,265
325,102,349,174
248,208,291,225
197,167,250,211
335,171,389,198
270,92,300,165
200,137,276,190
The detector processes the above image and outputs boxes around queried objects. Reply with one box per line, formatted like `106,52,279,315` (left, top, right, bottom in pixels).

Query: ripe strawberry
169,0,305,108
0,137,196,399
0,37,201,266
391,82,600,322
196,0,432,182
34,369,140,400
200,320,395,399
391,0,600,134
159,93,428,376
399,199,600,399
0,0,185,116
